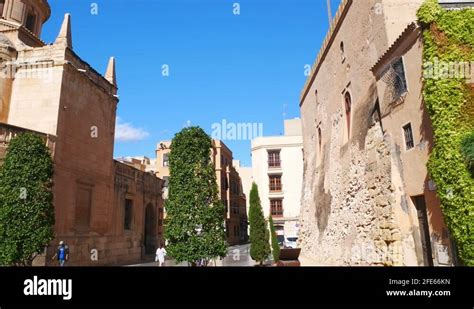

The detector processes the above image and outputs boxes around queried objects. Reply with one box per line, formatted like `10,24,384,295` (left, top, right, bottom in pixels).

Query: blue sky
43,0,341,167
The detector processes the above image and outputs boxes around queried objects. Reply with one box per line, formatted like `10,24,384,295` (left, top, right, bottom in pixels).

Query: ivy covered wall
417,0,474,265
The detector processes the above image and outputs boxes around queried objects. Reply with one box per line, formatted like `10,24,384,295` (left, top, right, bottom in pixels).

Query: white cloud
115,117,150,142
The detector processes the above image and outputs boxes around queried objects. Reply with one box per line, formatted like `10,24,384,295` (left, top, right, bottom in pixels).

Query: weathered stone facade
298,0,455,266
0,0,164,266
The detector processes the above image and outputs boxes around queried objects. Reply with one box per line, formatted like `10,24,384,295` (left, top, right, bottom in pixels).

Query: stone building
156,139,249,245
0,0,163,266
116,156,157,174
250,118,303,241
298,0,457,266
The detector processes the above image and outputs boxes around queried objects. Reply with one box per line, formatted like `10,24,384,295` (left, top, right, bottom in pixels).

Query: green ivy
0,133,55,266
417,0,474,265
461,131,474,175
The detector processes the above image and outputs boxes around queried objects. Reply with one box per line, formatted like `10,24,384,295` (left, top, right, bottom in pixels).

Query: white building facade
251,119,304,240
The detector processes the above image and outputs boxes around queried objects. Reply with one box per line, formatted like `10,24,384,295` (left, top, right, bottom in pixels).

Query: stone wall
297,0,428,266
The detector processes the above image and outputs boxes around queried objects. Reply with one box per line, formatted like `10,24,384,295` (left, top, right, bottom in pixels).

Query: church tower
0,0,51,47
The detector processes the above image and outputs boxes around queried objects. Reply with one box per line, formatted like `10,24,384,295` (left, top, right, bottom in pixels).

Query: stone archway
144,203,156,255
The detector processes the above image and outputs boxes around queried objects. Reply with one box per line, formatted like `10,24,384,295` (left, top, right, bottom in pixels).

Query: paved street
126,243,265,267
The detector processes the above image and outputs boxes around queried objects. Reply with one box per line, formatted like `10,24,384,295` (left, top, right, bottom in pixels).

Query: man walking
52,241,69,267
155,244,167,267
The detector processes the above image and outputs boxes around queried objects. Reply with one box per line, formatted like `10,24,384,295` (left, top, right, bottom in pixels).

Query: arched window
344,92,352,138
340,41,346,63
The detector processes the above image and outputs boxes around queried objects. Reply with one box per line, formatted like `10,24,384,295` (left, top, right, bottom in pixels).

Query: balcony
268,159,281,169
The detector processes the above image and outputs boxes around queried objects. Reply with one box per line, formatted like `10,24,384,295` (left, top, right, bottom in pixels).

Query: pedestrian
155,244,167,267
52,241,69,267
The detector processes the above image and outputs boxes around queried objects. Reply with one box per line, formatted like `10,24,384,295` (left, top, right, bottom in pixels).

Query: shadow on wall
314,143,332,238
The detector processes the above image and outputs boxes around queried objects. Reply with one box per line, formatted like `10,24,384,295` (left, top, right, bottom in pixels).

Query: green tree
249,182,270,265
0,133,54,266
164,127,227,266
269,215,280,263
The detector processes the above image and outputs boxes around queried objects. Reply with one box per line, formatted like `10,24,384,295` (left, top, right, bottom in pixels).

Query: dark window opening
317,126,322,155
403,123,415,150
0,1,5,17
344,92,352,138
124,199,133,230
26,13,37,33
315,89,319,106
393,58,408,98
340,41,346,63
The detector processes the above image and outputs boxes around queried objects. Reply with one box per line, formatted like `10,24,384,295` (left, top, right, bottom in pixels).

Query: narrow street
127,244,260,267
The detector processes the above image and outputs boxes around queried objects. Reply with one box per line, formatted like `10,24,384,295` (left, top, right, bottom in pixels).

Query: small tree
0,133,54,266
269,215,280,263
249,182,270,265
164,127,227,265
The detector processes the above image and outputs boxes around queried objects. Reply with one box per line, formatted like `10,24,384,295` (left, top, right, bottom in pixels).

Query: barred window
403,123,414,150
381,57,408,103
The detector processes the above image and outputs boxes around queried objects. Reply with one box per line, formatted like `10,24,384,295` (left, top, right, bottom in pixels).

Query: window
315,89,319,106
162,153,169,167
317,126,322,155
269,175,282,192
392,58,408,98
162,176,169,188
403,123,415,150
26,12,37,33
340,41,346,63
344,92,352,138
124,199,133,230
268,150,281,168
75,187,92,230
270,199,283,217
0,1,4,17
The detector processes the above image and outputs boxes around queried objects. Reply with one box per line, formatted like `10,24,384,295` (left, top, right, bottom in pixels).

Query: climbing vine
417,0,474,265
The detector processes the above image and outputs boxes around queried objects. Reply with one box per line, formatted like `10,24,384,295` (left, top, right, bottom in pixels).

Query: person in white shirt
155,244,167,267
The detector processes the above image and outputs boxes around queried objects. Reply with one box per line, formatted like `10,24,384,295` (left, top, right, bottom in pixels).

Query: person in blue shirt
52,241,69,267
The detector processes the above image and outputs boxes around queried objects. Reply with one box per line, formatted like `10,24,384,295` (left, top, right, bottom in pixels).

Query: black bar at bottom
0,267,472,306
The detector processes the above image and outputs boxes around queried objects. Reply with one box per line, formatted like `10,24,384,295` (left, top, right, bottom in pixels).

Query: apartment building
251,119,303,241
